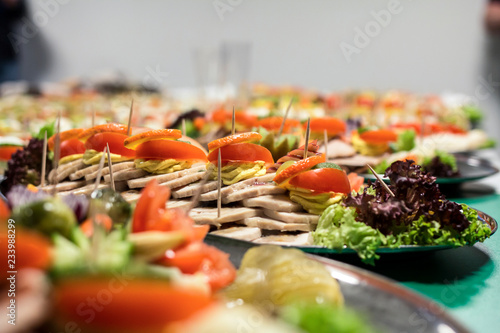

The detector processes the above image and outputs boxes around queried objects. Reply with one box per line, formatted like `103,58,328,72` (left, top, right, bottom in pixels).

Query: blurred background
3,0,500,152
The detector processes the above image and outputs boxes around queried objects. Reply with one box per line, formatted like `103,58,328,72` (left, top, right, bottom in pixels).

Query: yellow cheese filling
288,187,345,215
59,154,84,165
82,149,133,165
210,161,267,185
135,159,193,174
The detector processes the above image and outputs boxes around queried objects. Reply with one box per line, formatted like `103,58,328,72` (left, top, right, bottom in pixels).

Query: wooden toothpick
231,106,235,135
106,143,115,191
94,147,107,190
217,149,222,218
323,129,328,161
304,118,310,159
277,98,294,138
127,99,134,136
40,131,47,187
51,112,61,195
366,164,395,197
92,108,96,127
182,118,187,137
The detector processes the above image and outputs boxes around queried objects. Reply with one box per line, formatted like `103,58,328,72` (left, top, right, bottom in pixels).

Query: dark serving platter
205,234,472,333
362,154,499,185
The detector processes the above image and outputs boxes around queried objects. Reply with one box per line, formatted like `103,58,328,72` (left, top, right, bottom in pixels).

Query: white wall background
14,0,500,151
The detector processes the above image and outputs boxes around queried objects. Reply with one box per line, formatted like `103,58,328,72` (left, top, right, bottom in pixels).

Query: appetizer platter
0,172,471,333
362,153,499,185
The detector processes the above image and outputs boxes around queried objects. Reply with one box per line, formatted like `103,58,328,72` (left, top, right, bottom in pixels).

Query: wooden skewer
187,164,215,213
323,129,328,161
277,98,294,138
40,131,47,187
217,149,222,218
304,118,310,159
182,118,187,137
91,108,96,127
366,164,395,197
127,99,134,136
106,143,115,191
51,112,61,195
231,106,235,136
94,147,107,190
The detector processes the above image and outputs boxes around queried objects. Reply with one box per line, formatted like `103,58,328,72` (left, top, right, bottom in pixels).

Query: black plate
205,235,471,333
362,154,499,184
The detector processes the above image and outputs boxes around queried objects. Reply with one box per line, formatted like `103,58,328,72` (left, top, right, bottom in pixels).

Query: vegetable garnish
136,140,207,162
84,132,135,158
47,128,84,150
124,129,182,149
208,132,262,152
53,277,214,332
273,154,325,185
78,123,128,141
304,117,346,136
258,116,301,134
133,179,237,291
313,160,492,264
207,142,274,166
358,129,398,144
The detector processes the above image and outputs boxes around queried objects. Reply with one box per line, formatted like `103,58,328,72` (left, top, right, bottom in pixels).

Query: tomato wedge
124,129,182,149
48,128,84,150
159,242,236,292
288,168,351,194
273,154,326,185
60,138,86,158
208,132,262,152
136,140,207,162
132,180,196,241
53,277,213,332
207,142,274,166
0,146,21,161
85,132,135,157
305,117,346,136
258,117,301,133
347,172,364,193
359,129,397,144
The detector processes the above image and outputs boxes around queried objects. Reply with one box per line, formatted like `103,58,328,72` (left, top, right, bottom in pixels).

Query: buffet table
352,150,500,333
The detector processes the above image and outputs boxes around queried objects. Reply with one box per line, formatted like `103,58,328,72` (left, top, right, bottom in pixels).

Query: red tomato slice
60,138,86,158
53,277,213,332
289,168,351,194
0,146,21,161
132,180,196,242
359,129,397,144
85,132,135,157
159,242,236,292
306,117,346,136
207,142,274,166
136,140,207,162
347,172,364,193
